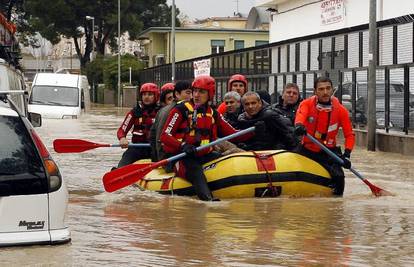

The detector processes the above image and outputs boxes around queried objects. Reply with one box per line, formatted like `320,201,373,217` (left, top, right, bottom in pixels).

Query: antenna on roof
234,0,239,15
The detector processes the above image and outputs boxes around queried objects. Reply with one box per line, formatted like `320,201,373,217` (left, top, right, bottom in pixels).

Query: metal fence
139,15,414,134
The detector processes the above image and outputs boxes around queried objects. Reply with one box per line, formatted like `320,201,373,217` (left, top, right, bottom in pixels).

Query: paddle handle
166,126,255,163
109,143,151,148
306,133,364,181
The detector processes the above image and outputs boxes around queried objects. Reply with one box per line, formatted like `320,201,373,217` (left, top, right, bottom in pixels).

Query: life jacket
301,96,343,152
174,101,218,152
131,104,159,143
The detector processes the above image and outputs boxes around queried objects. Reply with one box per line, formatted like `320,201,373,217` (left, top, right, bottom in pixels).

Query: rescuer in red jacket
294,76,355,195
116,83,161,167
160,75,260,201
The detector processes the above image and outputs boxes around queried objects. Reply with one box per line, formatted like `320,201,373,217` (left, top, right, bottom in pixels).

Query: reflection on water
1,105,414,266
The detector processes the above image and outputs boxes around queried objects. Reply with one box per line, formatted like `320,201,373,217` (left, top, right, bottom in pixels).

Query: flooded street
2,105,414,266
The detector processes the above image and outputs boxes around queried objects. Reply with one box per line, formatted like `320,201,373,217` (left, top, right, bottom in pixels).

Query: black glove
341,149,352,169
254,121,266,136
294,124,307,136
181,143,197,156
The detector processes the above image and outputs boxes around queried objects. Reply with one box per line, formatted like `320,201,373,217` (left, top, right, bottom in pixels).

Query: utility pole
66,41,72,70
118,0,121,107
171,0,176,82
367,0,377,151
86,15,95,102
86,16,95,61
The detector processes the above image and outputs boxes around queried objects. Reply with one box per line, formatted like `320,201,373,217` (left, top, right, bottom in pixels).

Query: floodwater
2,105,414,266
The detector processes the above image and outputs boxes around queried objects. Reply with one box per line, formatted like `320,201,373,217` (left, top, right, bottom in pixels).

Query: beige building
138,7,270,67
139,27,269,67
189,16,248,29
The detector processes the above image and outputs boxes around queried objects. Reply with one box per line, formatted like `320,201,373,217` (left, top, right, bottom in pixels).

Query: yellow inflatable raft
134,150,334,199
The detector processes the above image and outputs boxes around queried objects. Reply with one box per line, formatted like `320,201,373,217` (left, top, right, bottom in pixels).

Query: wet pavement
1,105,414,266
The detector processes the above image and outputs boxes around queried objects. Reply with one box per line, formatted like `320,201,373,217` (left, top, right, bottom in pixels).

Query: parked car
28,73,90,119
336,81,414,128
0,62,70,247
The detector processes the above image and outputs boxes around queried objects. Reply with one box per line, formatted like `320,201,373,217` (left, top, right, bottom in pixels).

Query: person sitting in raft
116,83,161,167
237,91,297,151
150,80,193,162
160,83,175,107
160,75,263,201
217,74,249,114
222,91,242,129
294,76,355,196
272,83,302,125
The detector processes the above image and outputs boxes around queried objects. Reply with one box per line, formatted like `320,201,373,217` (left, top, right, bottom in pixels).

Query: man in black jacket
272,83,302,124
238,91,297,151
222,91,242,129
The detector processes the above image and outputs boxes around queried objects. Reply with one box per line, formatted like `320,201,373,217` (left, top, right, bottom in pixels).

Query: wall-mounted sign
193,59,211,77
321,0,345,25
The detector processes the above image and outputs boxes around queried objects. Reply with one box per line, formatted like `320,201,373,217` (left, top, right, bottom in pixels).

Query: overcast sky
166,0,257,20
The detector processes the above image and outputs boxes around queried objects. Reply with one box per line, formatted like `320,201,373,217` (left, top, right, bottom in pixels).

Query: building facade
256,0,414,42
138,27,269,67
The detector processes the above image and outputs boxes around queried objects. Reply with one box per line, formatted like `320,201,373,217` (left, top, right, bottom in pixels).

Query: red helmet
161,82,175,92
228,74,247,91
140,83,160,102
192,75,216,101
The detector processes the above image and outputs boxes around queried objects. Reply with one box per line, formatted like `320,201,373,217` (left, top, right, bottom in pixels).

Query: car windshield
0,115,45,177
30,85,79,107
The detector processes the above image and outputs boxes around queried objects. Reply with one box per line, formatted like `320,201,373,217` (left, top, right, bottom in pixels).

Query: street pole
86,15,95,102
86,16,95,61
91,18,95,61
67,41,72,70
171,0,176,82
367,0,377,151
129,67,132,84
117,0,121,107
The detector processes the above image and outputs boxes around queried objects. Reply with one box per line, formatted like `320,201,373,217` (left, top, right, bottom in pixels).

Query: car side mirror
28,112,42,127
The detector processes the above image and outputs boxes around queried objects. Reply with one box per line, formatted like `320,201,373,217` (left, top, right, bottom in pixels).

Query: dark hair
314,76,333,89
283,83,299,93
256,89,271,104
174,80,192,93
241,91,261,104
160,89,173,104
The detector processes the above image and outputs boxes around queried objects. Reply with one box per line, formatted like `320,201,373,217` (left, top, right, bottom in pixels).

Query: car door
0,111,50,245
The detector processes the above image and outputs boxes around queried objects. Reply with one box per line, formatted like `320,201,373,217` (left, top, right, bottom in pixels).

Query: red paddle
306,134,394,197
102,127,255,192
53,139,150,153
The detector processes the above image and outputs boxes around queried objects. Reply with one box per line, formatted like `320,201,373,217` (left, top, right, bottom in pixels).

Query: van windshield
30,86,79,107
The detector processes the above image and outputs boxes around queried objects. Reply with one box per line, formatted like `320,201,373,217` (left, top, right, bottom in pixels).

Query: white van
28,73,90,119
0,61,70,246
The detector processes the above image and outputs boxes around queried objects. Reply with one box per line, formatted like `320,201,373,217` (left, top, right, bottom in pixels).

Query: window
255,40,269,46
211,40,225,54
0,115,48,196
30,86,79,107
234,40,245,50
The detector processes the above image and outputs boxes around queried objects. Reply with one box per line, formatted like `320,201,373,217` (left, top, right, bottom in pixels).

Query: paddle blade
362,178,395,197
53,139,107,153
103,160,167,192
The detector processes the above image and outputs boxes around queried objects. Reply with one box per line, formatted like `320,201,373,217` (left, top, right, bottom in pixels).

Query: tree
0,0,24,21
16,0,180,68
84,54,145,91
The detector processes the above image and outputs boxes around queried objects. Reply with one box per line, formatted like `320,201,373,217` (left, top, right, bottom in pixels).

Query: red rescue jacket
295,96,355,152
160,101,249,156
117,104,160,143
